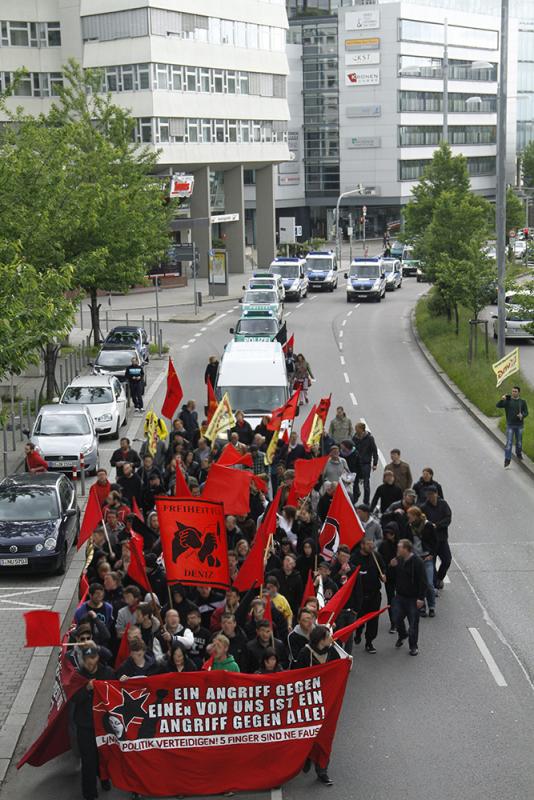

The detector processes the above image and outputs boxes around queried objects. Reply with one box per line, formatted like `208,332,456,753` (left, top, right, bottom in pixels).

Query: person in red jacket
90,468,112,508
24,442,48,473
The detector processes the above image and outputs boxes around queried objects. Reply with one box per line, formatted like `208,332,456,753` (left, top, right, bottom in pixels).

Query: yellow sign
492,348,520,387
345,37,380,49
205,392,236,444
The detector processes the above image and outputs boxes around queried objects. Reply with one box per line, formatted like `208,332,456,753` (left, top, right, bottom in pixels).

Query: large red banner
156,497,230,590
93,660,350,797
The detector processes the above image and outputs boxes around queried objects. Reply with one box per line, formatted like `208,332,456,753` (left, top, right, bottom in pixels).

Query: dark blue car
0,473,79,575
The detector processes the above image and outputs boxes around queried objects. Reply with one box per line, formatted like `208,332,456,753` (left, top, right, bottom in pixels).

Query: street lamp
335,185,364,268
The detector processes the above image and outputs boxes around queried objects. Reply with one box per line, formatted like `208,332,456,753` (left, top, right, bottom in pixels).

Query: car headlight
96,413,112,422
44,537,57,551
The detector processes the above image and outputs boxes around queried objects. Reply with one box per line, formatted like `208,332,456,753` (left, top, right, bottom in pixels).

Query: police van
244,272,285,303
240,288,283,324
269,257,308,301
305,251,338,292
345,257,387,302
230,310,286,343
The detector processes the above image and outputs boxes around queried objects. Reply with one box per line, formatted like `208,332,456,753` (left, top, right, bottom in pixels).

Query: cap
82,646,99,659
383,521,399,535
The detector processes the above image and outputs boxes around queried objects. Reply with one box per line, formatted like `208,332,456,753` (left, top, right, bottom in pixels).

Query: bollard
80,302,84,330
2,427,8,476
158,329,163,357
149,318,153,341
126,312,129,326
81,341,85,364
79,453,86,497
10,413,15,451
105,311,109,331
18,400,23,441
72,465,78,497
26,398,31,433
142,315,145,331
70,352,75,378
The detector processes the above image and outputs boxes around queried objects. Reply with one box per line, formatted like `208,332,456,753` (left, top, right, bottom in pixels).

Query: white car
28,405,99,474
60,375,127,439
382,258,403,291
514,239,527,259
492,291,534,341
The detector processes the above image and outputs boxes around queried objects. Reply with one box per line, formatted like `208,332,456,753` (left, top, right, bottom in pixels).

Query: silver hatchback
28,404,99,474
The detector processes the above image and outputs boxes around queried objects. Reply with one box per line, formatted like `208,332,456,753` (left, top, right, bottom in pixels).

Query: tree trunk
454,304,459,336
41,343,60,403
89,289,102,346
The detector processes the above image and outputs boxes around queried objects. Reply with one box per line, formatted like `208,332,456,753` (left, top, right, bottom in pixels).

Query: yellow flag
265,427,281,466
205,392,236,444
492,348,520,388
306,413,324,448
144,410,159,456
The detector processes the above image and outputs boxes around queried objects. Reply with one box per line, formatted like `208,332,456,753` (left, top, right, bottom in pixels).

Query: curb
410,306,534,480
169,311,216,324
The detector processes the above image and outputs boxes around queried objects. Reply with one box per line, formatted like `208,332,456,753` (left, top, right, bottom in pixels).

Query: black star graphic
110,690,150,731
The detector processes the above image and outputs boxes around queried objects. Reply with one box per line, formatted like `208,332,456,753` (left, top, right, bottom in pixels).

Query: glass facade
0,20,61,47
399,91,497,113
399,155,496,181
0,71,62,96
399,19,499,49
399,125,496,147
133,117,288,145
399,55,497,82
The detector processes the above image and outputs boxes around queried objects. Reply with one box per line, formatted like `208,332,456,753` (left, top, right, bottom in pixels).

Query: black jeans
356,590,382,643
77,726,100,800
435,540,452,582
129,380,143,410
354,463,372,505
393,595,419,650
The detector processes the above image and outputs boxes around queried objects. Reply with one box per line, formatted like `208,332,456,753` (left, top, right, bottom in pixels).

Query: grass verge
415,293,534,460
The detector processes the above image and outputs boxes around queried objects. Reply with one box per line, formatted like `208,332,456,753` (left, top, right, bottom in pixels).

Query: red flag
251,474,268,493
114,623,131,668
157,497,230,590
202,463,252,516
78,573,89,604
201,653,214,671
281,428,290,445
318,481,365,556
316,394,332,425
266,388,301,431
206,378,218,424
300,403,317,449
24,610,61,648
292,455,329,499
17,644,87,768
161,358,184,420
317,566,360,625
282,333,294,354
132,496,144,522
232,489,281,592
218,445,254,468
127,533,151,593
300,569,316,608
264,593,273,623
333,607,390,643
77,488,102,550
173,466,192,498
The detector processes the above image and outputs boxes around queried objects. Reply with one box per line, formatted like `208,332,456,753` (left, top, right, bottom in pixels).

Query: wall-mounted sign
345,67,380,86
346,104,382,117
170,174,195,198
347,136,382,149
345,8,380,31
278,174,300,186
345,37,380,51
345,51,380,66
210,213,239,223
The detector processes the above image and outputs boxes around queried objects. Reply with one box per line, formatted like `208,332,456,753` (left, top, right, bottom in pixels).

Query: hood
0,519,58,540
32,433,94,454
292,624,310,639
351,277,376,286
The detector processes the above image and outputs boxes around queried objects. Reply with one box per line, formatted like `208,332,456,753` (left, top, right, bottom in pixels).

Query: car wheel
55,544,67,576
111,418,120,440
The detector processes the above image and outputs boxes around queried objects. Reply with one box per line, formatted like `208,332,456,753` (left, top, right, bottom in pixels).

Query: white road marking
339,342,343,351
201,327,207,332
181,345,189,350
271,789,283,800
284,312,292,318
296,302,304,308
194,332,202,338
347,310,353,317
342,319,347,326
339,330,344,338
232,305,239,310
208,314,225,326
468,628,507,687
340,356,345,365
378,449,386,467
444,575,451,584
0,587,59,601
188,338,196,343
350,392,358,406
310,295,318,301
343,372,350,384
0,598,52,610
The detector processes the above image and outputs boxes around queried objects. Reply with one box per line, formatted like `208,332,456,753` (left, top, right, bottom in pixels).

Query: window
399,156,496,180
399,19,498,50
228,119,238,142
200,68,210,93
201,119,212,142
214,119,225,143
156,63,168,90
221,19,234,45
187,119,199,143
273,75,286,98
157,118,170,143
227,71,236,93
247,23,258,49
10,21,29,47
138,118,152,143
209,17,221,45
213,70,224,93
241,120,251,142
106,67,118,92
50,73,62,96
170,65,182,91
259,25,270,50
239,73,249,95
186,67,197,92
122,65,134,91
82,9,149,42
235,21,247,48
14,74,31,96
47,22,61,46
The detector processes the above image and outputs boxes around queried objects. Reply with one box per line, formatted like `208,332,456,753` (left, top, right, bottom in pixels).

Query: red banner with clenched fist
93,660,350,797
156,497,230,590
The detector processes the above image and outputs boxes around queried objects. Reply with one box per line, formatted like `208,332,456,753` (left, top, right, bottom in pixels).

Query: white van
269,257,308,300
216,341,289,429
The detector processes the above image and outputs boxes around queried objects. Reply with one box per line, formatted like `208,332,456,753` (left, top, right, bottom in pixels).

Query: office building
0,1,291,275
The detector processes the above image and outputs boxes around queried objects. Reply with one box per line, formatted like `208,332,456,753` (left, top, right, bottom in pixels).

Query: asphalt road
4,278,534,800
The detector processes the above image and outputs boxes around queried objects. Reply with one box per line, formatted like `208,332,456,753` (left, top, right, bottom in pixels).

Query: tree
403,142,471,245
506,187,525,235
522,141,534,188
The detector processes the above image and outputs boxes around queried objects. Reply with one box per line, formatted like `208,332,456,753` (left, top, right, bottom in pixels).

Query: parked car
92,345,140,381
269,257,308,300
492,291,534,340
0,472,79,574
26,404,99,474
60,374,127,439
104,326,149,362
382,258,403,291
390,240,404,259
513,239,527,259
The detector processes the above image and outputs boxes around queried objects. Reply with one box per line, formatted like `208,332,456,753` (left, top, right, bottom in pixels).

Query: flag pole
100,517,113,557
371,550,386,582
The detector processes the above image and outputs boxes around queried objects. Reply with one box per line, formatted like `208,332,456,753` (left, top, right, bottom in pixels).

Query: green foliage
521,141,534,188
506,188,525,234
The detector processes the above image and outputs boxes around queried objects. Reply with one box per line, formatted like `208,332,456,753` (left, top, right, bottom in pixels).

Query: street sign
211,213,240,223
279,217,296,244
170,174,195,198
295,225,303,237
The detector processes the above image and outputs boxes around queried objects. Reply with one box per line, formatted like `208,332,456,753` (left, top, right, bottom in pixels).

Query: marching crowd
66,362,453,798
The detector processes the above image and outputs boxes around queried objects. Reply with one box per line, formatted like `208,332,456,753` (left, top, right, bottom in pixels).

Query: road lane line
188,338,196,343
347,310,353,317
339,330,344,338
296,302,304,308
468,628,507,687
339,342,343,351
310,295,318,301
340,356,345,365
232,305,239,310
284,312,292,318
201,327,207,332
181,345,189,350
343,372,350,384
208,314,225,326
271,788,283,800
342,319,347,326
350,392,358,406
194,332,202,337
378,449,386,467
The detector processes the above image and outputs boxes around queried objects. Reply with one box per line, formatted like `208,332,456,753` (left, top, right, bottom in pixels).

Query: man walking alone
497,386,528,468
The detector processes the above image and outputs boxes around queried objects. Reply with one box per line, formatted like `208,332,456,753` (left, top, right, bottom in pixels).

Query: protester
110,437,141,479
209,634,241,672
328,407,353,444
24,442,48,473
124,354,145,413
352,422,378,505
421,486,452,589
497,386,529,467
392,539,428,656
385,449,413,491
370,469,402,514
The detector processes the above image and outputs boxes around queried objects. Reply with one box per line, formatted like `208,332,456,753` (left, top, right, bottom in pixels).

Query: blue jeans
505,425,523,460
423,558,436,609
393,595,420,650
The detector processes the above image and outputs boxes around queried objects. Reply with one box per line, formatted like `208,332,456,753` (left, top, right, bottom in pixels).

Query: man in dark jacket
71,646,115,800
413,467,444,506
246,620,288,672
392,539,427,656
288,607,315,665
118,462,143,509
351,538,386,653
220,612,249,672
381,489,417,539
273,554,303,616
110,437,141,479
421,486,452,588
352,421,378,505
497,386,529,467
179,400,199,441
371,469,403,514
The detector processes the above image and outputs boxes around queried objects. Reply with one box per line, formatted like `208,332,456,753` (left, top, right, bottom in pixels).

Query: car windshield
96,350,136,367
236,319,278,335
62,387,113,405
0,487,59,521
35,414,91,436
383,262,398,274
249,282,275,291
218,386,287,414
306,256,333,272
271,265,300,279
350,265,380,279
243,291,278,305
106,332,138,346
